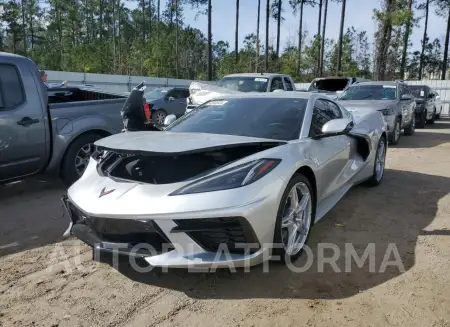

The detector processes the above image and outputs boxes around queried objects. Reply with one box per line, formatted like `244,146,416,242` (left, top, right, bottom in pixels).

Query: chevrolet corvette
63,92,387,269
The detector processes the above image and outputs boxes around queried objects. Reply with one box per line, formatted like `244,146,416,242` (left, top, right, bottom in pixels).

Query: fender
45,115,120,175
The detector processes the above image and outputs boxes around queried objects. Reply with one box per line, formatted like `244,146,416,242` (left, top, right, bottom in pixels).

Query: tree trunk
207,0,213,80
21,0,27,55
265,0,269,71
235,0,239,64
256,0,261,72
276,0,282,57
113,0,117,72
441,5,450,80
336,0,346,73
419,0,430,80
296,1,304,76
175,0,179,78
400,0,413,79
316,0,322,75
157,0,160,22
319,0,328,76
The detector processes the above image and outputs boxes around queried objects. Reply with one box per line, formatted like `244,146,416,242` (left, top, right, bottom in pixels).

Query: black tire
426,108,436,124
272,173,315,264
364,136,387,187
153,110,167,126
388,118,401,145
416,110,426,128
436,112,441,120
404,114,415,136
61,133,104,186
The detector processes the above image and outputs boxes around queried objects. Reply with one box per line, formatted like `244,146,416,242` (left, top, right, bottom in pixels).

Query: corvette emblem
99,187,115,198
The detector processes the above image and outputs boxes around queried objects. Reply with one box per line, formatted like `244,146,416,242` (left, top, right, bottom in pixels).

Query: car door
308,99,352,202
0,63,47,182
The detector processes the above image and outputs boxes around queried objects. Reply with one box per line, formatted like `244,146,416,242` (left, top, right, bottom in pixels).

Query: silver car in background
337,81,416,145
63,92,387,269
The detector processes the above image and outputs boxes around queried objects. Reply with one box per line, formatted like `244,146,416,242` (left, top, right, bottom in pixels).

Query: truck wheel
153,110,167,126
61,133,104,186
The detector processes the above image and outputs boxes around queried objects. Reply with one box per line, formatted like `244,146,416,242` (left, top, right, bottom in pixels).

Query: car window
283,77,294,91
0,64,25,109
339,84,397,100
166,97,308,141
409,85,427,98
180,89,190,98
270,77,284,91
309,99,342,137
216,76,268,92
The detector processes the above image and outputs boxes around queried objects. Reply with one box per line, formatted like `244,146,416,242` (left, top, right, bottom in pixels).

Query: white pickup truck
187,73,297,112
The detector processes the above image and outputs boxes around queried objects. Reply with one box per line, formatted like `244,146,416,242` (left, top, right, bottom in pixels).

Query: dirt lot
1,120,450,327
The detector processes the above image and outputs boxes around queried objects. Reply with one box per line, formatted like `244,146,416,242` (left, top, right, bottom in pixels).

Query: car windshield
216,77,268,92
339,85,397,100
409,86,426,98
144,88,168,100
166,97,308,141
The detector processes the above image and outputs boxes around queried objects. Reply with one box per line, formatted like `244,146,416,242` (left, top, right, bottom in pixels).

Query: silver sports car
63,92,387,269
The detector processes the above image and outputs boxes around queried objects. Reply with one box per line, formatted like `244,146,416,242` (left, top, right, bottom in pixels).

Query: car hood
338,100,397,111
94,131,286,155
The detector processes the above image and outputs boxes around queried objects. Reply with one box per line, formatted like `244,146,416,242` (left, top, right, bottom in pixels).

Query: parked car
307,76,370,96
186,73,297,111
337,81,416,145
63,92,387,269
408,84,441,127
0,52,128,186
144,87,189,125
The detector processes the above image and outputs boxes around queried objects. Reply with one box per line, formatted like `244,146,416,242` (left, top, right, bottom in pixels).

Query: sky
180,0,446,54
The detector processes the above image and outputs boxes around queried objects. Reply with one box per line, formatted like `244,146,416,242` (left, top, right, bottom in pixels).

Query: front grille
64,197,173,254
172,217,260,255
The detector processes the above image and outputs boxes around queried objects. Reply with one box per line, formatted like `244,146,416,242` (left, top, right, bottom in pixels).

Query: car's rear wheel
427,108,436,124
153,110,167,125
364,136,386,187
404,114,415,136
389,118,401,145
272,173,315,263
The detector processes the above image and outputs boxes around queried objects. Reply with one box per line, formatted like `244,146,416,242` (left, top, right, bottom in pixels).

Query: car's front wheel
272,173,315,264
416,110,427,128
427,108,436,124
364,136,386,187
389,118,401,145
404,114,415,136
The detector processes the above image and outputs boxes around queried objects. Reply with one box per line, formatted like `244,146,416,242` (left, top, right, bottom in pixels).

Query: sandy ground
2,119,450,327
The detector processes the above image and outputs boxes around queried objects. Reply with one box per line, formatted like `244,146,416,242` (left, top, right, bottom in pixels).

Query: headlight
170,159,281,196
380,108,395,116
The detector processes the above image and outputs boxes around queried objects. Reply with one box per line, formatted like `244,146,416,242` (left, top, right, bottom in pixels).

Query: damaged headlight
170,159,281,195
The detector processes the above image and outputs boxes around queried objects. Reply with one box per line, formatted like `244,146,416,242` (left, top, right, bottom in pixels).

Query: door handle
17,117,40,127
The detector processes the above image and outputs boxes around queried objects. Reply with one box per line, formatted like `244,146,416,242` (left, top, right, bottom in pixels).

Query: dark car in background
144,87,189,125
408,84,441,127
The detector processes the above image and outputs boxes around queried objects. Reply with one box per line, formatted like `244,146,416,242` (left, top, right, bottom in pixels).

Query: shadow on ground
0,178,67,257
395,119,450,149
104,169,448,300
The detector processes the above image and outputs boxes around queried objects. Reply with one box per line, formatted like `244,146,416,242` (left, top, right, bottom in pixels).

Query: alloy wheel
155,111,166,125
375,139,386,181
74,143,94,176
281,182,312,256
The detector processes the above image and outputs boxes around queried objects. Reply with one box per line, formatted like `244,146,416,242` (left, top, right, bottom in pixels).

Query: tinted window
217,76,268,92
0,64,25,108
309,99,342,137
284,77,294,91
144,88,169,100
270,77,284,91
339,84,397,101
166,97,308,141
180,89,190,98
170,89,186,99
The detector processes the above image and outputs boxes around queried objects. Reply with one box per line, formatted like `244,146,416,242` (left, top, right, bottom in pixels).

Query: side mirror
314,118,353,139
168,96,175,102
163,114,176,126
401,94,413,101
